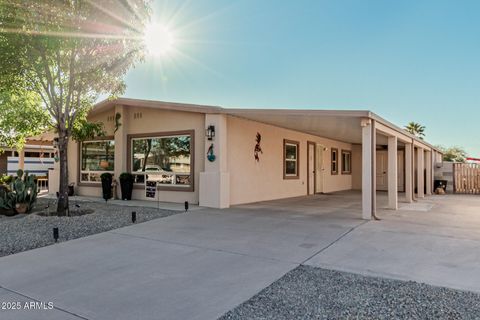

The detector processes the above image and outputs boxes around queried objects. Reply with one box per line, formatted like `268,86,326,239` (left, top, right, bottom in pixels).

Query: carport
225,109,442,220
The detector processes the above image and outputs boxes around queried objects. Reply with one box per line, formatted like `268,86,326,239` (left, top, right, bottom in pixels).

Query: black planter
101,175,113,201
119,177,134,200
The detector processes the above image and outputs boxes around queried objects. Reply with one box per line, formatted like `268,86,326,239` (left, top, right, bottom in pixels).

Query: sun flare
143,22,175,57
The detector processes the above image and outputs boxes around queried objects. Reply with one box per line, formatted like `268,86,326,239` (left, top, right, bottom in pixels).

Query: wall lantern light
206,125,215,141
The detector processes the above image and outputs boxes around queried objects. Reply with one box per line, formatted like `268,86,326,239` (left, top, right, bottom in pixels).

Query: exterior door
376,150,405,192
307,142,315,195
376,151,388,191
316,145,324,193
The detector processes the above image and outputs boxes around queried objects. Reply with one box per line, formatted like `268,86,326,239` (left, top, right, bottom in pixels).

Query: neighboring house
49,98,442,220
1,133,55,177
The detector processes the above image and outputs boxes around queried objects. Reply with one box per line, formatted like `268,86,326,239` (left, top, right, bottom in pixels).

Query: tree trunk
56,130,69,216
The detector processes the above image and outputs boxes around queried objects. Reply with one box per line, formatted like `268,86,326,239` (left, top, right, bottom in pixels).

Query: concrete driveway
1,192,479,319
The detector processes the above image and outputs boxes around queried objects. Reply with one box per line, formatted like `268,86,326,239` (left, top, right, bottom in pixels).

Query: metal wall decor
254,132,263,162
207,143,216,162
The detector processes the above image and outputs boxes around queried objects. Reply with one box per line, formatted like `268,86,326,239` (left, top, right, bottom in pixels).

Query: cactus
0,170,39,213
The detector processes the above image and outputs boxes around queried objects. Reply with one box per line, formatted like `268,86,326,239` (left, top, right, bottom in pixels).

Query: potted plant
119,172,134,200
100,172,113,201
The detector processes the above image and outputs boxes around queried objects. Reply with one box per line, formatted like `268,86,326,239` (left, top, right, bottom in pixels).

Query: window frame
78,137,115,185
331,148,338,175
341,149,352,175
127,130,195,192
283,139,300,179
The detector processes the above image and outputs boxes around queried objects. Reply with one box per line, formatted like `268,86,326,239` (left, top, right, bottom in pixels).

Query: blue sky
124,0,480,156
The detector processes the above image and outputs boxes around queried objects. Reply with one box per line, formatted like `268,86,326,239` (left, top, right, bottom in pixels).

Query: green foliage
0,89,50,151
100,172,113,181
71,118,105,142
0,0,150,214
0,174,13,185
0,169,38,212
436,145,467,163
404,122,426,139
119,172,133,182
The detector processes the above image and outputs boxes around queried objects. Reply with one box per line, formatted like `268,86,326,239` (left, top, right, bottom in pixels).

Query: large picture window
80,140,115,182
130,132,193,188
284,139,299,179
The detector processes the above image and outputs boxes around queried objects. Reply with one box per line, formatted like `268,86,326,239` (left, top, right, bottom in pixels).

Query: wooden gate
453,163,480,194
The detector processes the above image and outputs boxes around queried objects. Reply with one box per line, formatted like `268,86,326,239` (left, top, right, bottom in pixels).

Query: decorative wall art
254,132,263,162
207,143,216,162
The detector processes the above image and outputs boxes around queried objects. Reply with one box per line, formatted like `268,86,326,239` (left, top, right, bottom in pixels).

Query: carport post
417,147,424,198
425,150,432,196
361,118,375,220
405,143,413,203
387,136,398,210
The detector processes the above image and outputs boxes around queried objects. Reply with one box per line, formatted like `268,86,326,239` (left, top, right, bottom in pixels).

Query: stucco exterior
50,98,441,218
227,115,353,205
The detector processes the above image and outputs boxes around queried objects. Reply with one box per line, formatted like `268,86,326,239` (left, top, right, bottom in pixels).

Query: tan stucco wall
227,115,353,206
351,144,362,190
69,106,205,204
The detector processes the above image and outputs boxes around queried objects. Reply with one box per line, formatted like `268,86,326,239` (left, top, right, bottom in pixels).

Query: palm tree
404,122,426,139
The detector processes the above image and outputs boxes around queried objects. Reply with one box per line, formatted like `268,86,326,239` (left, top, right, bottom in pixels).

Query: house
1,133,55,177
49,98,442,220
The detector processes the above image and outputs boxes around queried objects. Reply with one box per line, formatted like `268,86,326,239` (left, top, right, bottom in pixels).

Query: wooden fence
453,163,480,194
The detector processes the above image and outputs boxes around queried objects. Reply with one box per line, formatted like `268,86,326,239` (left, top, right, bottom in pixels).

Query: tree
404,122,426,139
436,145,468,163
0,1,150,215
0,89,50,152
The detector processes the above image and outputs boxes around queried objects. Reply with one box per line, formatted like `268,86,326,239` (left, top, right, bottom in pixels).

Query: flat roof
92,98,441,152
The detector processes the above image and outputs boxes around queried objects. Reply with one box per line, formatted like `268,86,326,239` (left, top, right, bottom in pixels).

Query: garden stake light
53,227,59,242
185,201,189,212
132,211,137,223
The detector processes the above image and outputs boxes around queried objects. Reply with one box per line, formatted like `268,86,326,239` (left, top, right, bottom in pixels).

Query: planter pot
15,203,28,214
120,178,134,200
101,176,113,201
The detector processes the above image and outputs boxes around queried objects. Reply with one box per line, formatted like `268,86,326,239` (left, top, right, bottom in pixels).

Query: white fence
7,156,55,177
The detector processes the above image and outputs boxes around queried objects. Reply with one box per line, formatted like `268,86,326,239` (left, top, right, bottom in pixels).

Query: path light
132,211,137,223
185,201,189,212
53,227,59,242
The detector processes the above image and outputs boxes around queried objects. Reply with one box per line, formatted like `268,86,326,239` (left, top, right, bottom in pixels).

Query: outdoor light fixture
132,211,137,223
53,227,59,242
206,125,215,140
185,201,189,212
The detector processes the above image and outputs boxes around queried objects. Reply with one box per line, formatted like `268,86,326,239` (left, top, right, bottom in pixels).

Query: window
80,140,115,182
341,150,352,174
284,139,299,179
130,132,192,188
331,148,338,175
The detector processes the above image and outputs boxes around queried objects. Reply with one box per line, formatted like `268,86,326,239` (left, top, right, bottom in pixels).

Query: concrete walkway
1,192,480,319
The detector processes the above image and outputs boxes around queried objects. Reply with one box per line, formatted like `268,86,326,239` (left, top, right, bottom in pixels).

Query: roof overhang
90,98,441,153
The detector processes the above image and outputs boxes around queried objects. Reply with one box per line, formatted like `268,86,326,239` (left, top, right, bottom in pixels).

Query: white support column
361,119,375,220
388,136,398,210
417,147,424,198
199,114,230,208
405,143,413,203
425,150,432,196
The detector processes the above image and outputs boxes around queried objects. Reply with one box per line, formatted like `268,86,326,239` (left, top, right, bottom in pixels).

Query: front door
376,150,405,192
307,142,316,195
376,150,388,191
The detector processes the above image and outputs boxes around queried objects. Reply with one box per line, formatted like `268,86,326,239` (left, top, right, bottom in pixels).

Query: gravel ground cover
0,197,179,257
220,265,480,320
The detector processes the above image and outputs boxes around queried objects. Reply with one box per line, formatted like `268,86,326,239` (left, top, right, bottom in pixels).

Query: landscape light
53,227,59,242
132,211,137,223
185,201,189,212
